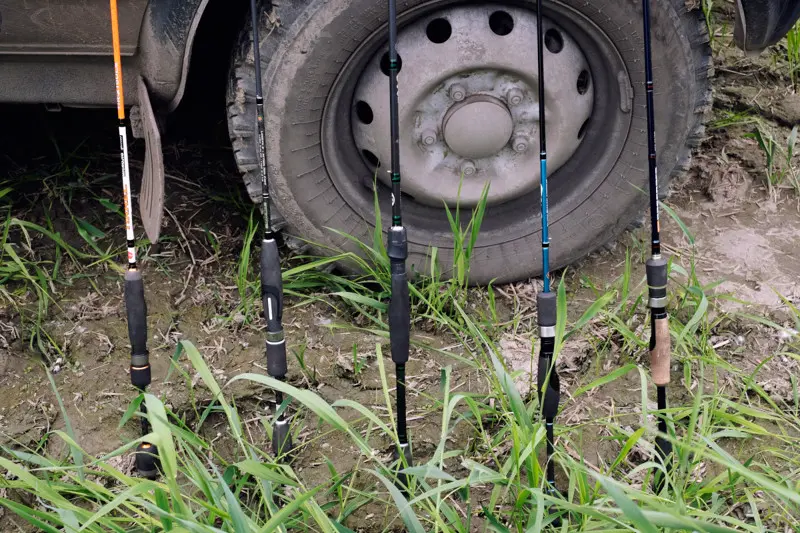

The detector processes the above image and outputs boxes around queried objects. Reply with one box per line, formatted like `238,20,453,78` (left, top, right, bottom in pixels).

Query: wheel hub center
442,96,514,159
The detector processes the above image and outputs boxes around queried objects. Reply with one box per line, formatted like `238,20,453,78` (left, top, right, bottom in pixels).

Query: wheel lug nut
507,88,524,106
512,136,529,153
422,129,437,146
460,160,476,176
449,84,466,102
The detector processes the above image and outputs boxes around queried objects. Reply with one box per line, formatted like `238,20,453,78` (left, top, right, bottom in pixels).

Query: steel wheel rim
320,0,633,248
352,4,593,208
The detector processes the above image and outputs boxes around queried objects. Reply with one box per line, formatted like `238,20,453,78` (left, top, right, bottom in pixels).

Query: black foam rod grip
389,265,410,365
537,351,561,419
646,257,668,299
395,442,413,491
646,257,668,286
655,435,673,461
125,270,148,358
398,442,413,468
261,238,284,328
537,292,557,328
135,442,160,480
652,435,673,493
266,337,287,379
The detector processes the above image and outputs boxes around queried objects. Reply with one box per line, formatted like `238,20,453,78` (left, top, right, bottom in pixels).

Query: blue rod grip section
542,248,550,293
540,158,550,292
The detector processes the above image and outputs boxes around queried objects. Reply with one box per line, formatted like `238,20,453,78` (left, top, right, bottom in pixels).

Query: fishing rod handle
647,257,670,386
537,292,560,419
387,227,410,365
653,425,673,492
537,291,557,332
135,442,160,479
261,238,287,378
396,440,413,493
272,418,293,457
125,270,151,390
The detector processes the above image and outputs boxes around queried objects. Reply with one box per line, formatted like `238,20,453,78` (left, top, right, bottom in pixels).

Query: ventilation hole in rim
578,118,589,140
355,101,374,124
426,18,452,43
545,29,564,53
380,52,403,76
362,149,381,168
577,70,590,95
489,11,514,36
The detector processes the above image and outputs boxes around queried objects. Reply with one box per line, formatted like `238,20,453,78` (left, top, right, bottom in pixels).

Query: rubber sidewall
228,0,709,284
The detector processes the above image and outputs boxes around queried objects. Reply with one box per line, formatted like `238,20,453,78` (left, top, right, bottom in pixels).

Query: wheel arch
138,0,209,108
141,0,295,112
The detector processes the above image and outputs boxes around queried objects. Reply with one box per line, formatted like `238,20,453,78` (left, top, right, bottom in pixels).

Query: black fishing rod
535,0,561,517
641,0,672,491
251,0,292,459
387,0,412,492
109,0,158,480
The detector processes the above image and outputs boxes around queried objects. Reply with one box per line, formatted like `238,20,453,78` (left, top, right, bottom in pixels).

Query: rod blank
535,1,561,520
387,0,412,492
250,0,293,460
640,0,673,491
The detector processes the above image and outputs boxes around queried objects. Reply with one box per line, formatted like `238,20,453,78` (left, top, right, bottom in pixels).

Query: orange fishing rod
109,0,158,479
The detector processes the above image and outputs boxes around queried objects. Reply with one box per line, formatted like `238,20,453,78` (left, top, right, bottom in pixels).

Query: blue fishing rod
535,0,561,518
250,0,292,459
641,0,672,492
387,0,412,492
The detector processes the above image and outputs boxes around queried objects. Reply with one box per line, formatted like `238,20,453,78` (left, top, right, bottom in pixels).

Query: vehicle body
3,0,788,284
0,0,206,110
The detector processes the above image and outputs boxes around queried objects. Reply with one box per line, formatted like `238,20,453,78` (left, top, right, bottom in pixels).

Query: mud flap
136,76,165,244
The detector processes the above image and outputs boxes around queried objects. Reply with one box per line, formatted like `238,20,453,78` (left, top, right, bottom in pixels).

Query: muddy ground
2,17,800,531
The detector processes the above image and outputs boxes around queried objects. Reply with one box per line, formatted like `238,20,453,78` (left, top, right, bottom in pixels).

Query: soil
2,19,800,532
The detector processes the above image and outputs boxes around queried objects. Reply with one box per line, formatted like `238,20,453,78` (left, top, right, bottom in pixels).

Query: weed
442,179,490,294
701,0,714,47
787,21,800,91
234,207,260,321
292,342,318,386
352,342,367,377
284,178,493,334
746,125,800,197
708,109,758,131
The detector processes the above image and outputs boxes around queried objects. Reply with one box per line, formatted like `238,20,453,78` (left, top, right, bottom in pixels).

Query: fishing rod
641,0,672,492
387,0,412,493
535,0,561,518
109,0,158,480
250,0,292,459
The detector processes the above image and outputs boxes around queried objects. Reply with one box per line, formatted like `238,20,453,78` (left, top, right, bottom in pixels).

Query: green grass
707,110,758,132
2,207,800,530
787,22,800,91
701,0,714,47
746,125,800,197
2,129,800,531
0,163,127,361
224,178,497,336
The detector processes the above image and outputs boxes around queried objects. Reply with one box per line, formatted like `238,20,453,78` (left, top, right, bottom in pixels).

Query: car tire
226,0,711,284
